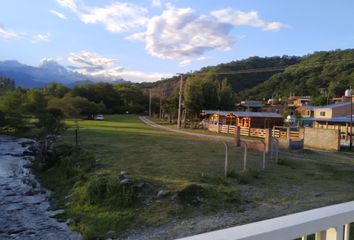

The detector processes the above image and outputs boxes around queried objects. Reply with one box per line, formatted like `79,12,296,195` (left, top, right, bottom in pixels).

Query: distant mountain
0,60,128,88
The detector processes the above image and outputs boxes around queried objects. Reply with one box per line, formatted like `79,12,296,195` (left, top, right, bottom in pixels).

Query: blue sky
1,0,354,82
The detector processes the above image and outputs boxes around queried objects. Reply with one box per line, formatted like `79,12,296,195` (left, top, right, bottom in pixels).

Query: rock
136,181,145,188
157,190,169,198
177,184,205,206
23,163,32,169
120,178,130,185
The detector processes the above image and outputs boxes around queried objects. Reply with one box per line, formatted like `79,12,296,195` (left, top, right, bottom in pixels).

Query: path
139,116,235,142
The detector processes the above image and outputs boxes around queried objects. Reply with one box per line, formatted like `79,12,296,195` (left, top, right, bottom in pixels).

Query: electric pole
350,87,353,150
177,74,183,128
149,88,152,117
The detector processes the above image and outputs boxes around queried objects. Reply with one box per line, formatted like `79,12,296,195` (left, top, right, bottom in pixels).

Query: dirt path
139,116,235,142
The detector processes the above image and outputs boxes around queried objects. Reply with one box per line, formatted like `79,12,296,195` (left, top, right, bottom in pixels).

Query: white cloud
211,9,286,31
56,1,148,32
0,25,20,39
32,33,50,42
129,6,235,64
151,0,162,7
55,0,78,12
68,51,116,71
68,51,172,82
263,21,286,31
119,70,172,82
49,9,67,20
0,25,50,43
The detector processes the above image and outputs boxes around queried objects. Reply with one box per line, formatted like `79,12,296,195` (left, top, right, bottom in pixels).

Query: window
320,111,326,116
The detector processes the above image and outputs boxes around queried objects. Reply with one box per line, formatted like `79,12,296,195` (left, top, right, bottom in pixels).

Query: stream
0,135,80,240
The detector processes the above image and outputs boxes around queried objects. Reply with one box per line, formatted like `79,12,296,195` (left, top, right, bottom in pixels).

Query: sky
1,0,354,82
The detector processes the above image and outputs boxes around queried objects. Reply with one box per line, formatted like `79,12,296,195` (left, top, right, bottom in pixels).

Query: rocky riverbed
0,135,80,240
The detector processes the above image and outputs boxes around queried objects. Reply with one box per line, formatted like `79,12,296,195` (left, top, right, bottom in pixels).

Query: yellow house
313,102,354,119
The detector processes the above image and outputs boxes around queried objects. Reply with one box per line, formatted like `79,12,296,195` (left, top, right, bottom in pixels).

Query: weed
227,169,259,184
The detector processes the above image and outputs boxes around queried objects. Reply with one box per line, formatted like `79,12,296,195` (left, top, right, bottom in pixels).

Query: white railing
176,201,354,240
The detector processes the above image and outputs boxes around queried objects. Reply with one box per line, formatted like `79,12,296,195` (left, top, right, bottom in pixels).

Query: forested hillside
239,49,354,100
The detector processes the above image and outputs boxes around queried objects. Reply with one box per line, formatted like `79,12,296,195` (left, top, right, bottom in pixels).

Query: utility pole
177,74,183,128
345,88,353,150
350,87,353,150
149,88,152,117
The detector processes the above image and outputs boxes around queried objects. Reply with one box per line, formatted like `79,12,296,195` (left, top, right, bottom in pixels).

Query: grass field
41,114,354,239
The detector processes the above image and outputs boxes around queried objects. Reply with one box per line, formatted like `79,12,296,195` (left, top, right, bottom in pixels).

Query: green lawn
41,114,354,239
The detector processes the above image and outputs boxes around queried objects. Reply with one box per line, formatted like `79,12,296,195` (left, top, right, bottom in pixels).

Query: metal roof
300,115,354,123
201,110,283,118
315,101,352,110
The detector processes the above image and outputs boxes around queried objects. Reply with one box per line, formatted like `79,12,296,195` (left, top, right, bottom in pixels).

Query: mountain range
0,60,127,88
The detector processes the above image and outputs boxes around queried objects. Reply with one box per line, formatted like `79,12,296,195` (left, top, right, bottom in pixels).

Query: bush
228,169,260,184
86,176,137,209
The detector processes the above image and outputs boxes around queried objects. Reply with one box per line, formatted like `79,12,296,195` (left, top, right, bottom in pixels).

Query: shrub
86,176,137,209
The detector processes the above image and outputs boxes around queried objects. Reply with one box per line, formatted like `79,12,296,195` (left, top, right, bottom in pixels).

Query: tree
44,82,70,98
72,83,122,113
0,77,16,95
311,96,328,106
0,91,26,130
115,84,148,113
36,108,66,135
0,111,5,127
48,96,106,118
183,76,205,118
217,79,235,109
25,88,48,114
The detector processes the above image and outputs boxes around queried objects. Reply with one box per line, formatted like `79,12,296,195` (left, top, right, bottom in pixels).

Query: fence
176,200,354,240
208,124,301,140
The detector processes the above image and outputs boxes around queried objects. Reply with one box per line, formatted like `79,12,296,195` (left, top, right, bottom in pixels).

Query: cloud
68,51,116,71
151,0,162,7
32,33,50,42
55,0,78,12
68,51,172,82
49,9,67,20
55,2,286,65
128,6,235,64
211,9,286,31
0,24,49,43
0,25,20,39
57,1,148,32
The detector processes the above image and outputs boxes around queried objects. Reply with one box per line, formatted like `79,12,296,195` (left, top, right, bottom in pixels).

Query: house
313,101,353,119
332,95,354,104
288,96,312,107
296,105,317,118
236,100,264,112
297,101,354,137
201,110,284,129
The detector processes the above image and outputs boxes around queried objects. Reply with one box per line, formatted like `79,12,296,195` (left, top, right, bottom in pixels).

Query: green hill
239,49,354,100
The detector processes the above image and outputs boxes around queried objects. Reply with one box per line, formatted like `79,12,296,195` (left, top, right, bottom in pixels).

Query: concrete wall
304,128,340,151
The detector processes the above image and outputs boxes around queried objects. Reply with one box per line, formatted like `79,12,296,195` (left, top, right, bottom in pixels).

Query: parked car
96,114,104,121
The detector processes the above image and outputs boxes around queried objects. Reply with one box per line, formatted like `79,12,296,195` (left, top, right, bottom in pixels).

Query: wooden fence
208,124,302,140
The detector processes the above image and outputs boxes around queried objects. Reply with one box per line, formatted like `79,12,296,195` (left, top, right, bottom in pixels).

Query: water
0,135,80,240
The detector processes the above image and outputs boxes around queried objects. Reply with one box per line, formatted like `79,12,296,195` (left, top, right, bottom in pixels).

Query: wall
313,108,333,118
332,103,354,118
304,128,340,151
